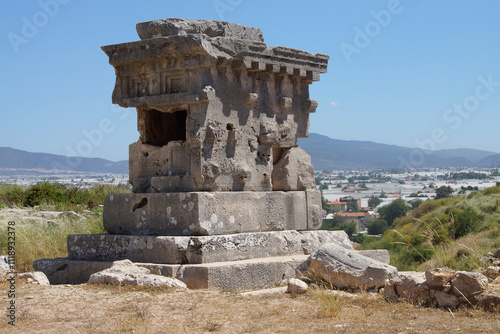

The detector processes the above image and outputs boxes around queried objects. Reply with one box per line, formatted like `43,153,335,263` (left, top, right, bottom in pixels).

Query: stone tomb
34,18,340,290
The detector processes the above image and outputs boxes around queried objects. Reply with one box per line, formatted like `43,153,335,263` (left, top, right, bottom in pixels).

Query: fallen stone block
88,260,187,288
297,243,398,290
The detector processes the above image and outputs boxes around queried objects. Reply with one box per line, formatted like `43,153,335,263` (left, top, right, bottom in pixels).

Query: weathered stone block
425,267,455,290
298,243,398,290
298,230,353,254
357,250,391,265
103,191,321,235
177,256,308,290
451,271,489,301
186,230,304,264
33,258,113,285
271,147,315,191
67,234,189,264
67,230,350,265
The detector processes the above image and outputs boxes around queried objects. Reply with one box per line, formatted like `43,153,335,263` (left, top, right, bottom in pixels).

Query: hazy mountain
1,134,498,175
479,154,500,168
298,133,498,171
0,147,128,175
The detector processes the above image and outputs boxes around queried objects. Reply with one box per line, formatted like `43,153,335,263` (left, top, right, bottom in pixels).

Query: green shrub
367,219,388,235
0,182,131,211
483,186,500,196
453,207,484,239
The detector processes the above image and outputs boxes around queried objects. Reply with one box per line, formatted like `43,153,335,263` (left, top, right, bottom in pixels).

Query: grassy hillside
358,186,500,271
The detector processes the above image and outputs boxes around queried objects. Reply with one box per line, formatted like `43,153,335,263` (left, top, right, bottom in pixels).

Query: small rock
451,271,488,302
481,266,500,280
384,272,430,305
425,267,455,290
434,290,460,309
0,256,12,281
494,248,500,259
287,278,308,294
476,293,500,311
19,272,50,286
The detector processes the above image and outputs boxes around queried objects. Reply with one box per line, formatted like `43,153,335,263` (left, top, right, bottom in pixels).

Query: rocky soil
1,280,499,334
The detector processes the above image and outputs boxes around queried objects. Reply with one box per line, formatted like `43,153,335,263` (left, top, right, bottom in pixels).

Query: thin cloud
330,101,341,107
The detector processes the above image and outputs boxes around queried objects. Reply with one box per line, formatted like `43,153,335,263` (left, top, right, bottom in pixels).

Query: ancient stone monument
35,18,343,290
102,18,328,236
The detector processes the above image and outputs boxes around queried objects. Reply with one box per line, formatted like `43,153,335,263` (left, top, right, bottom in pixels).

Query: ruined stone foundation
34,18,340,290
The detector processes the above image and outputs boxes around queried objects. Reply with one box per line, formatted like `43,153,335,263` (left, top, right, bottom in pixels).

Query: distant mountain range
1,134,499,175
0,147,128,175
298,133,500,171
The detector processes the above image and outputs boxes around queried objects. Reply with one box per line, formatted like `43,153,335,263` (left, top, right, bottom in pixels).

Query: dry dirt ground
1,281,499,334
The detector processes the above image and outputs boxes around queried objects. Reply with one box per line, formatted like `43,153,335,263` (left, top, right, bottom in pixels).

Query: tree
367,219,388,235
368,195,381,208
411,199,423,210
435,185,454,199
347,199,359,212
334,221,357,238
321,194,329,211
378,198,409,226
380,191,388,198
343,222,357,238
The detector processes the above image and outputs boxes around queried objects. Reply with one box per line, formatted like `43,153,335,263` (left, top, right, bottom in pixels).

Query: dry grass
0,208,105,272
1,282,498,334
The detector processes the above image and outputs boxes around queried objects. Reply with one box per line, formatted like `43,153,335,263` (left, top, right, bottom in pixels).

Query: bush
453,207,484,239
367,219,388,235
0,182,131,211
483,186,500,196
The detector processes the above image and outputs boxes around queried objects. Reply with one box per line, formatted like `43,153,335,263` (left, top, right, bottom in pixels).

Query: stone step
34,255,309,290
67,230,353,264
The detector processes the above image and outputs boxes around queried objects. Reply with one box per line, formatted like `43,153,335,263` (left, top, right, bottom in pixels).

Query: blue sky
1,0,500,161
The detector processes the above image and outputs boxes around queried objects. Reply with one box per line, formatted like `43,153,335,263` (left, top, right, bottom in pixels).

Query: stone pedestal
34,230,353,289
